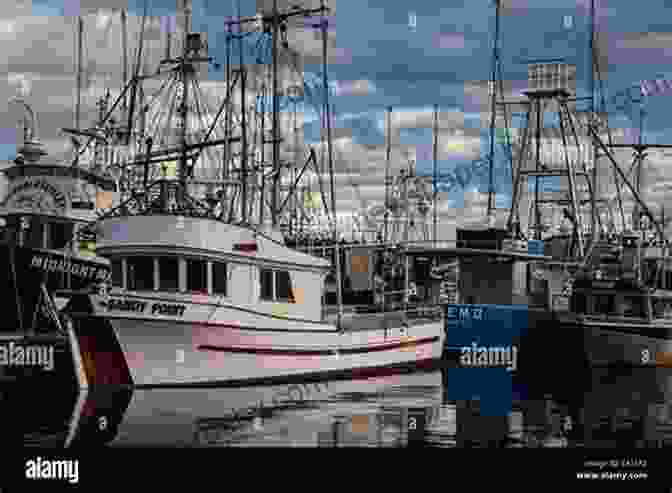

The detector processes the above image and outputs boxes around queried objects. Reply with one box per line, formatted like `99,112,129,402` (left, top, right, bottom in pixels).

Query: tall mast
178,0,192,195
121,9,128,119
222,21,232,219
589,0,599,235
75,16,83,131
321,0,342,329
238,0,248,223
165,11,172,60
125,0,148,146
487,0,501,217
432,104,438,244
259,72,266,225
384,106,392,243
271,0,280,227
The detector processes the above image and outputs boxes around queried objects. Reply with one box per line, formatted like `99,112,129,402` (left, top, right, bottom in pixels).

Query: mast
75,16,83,131
320,0,342,329
432,104,438,244
125,0,148,146
121,9,128,119
259,71,266,225
589,0,597,216
487,0,501,217
238,0,248,223
384,106,392,243
271,0,280,227
178,0,192,197
222,21,232,219
165,11,172,60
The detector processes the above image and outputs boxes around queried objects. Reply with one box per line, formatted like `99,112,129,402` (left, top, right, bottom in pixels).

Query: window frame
211,260,228,296
126,256,155,291
157,256,180,293
186,258,208,294
111,258,123,288
259,268,295,303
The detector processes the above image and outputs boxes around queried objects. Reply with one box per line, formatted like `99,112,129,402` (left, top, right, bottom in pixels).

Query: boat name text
151,302,186,317
106,298,186,316
30,255,110,281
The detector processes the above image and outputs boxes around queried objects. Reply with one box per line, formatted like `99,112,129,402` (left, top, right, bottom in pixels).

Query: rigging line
153,75,180,155
147,76,173,150
189,79,208,178
284,57,368,214
594,33,624,231
496,60,514,177
142,71,175,118
143,72,175,146
564,102,600,249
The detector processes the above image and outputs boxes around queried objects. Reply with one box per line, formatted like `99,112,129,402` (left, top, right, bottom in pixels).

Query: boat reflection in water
13,370,442,448
579,367,672,448
11,367,672,447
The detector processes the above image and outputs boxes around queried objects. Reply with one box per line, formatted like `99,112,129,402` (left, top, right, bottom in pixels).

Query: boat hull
67,296,444,387
558,317,672,367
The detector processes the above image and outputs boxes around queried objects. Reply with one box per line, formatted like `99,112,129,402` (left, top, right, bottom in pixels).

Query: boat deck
324,305,442,331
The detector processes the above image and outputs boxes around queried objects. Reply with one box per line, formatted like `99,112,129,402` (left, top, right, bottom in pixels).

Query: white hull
70,293,444,387
109,317,443,387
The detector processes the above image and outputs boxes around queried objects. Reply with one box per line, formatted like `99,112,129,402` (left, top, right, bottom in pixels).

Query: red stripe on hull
197,336,440,356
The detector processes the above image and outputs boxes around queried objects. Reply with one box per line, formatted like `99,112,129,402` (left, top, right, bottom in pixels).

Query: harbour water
8,362,672,448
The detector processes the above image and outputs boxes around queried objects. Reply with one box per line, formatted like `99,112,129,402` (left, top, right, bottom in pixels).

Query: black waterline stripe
197,336,440,356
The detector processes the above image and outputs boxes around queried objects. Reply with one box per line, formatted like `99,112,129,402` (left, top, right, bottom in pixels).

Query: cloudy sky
2,0,672,240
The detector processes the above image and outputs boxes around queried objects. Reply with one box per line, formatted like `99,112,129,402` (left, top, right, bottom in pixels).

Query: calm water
7,363,672,448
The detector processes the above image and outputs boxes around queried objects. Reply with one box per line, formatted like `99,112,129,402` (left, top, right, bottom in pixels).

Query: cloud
332,79,376,97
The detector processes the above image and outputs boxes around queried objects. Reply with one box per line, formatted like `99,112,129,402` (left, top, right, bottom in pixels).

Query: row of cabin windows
111,257,227,296
111,257,294,302
2,217,74,250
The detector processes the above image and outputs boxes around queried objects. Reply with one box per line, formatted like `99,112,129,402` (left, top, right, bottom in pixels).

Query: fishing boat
555,139,672,367
63,1,444,388
0,69,116,382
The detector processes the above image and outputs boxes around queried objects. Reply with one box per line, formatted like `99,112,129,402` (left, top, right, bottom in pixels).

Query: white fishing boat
62,1,444,388
65,214,442,387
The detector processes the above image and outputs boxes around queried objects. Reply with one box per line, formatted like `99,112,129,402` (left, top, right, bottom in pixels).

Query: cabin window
593,294,615,315
652,299,672,319
260,269,274,300
158,257,179,292
623,296,646,318
572,293,587,314
111,259,123,287
49,222,73,250
212,261,227,295
259,268,294,302
26,218,44,248
127,256,154,291
187,259,207,293
276,270,294,302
